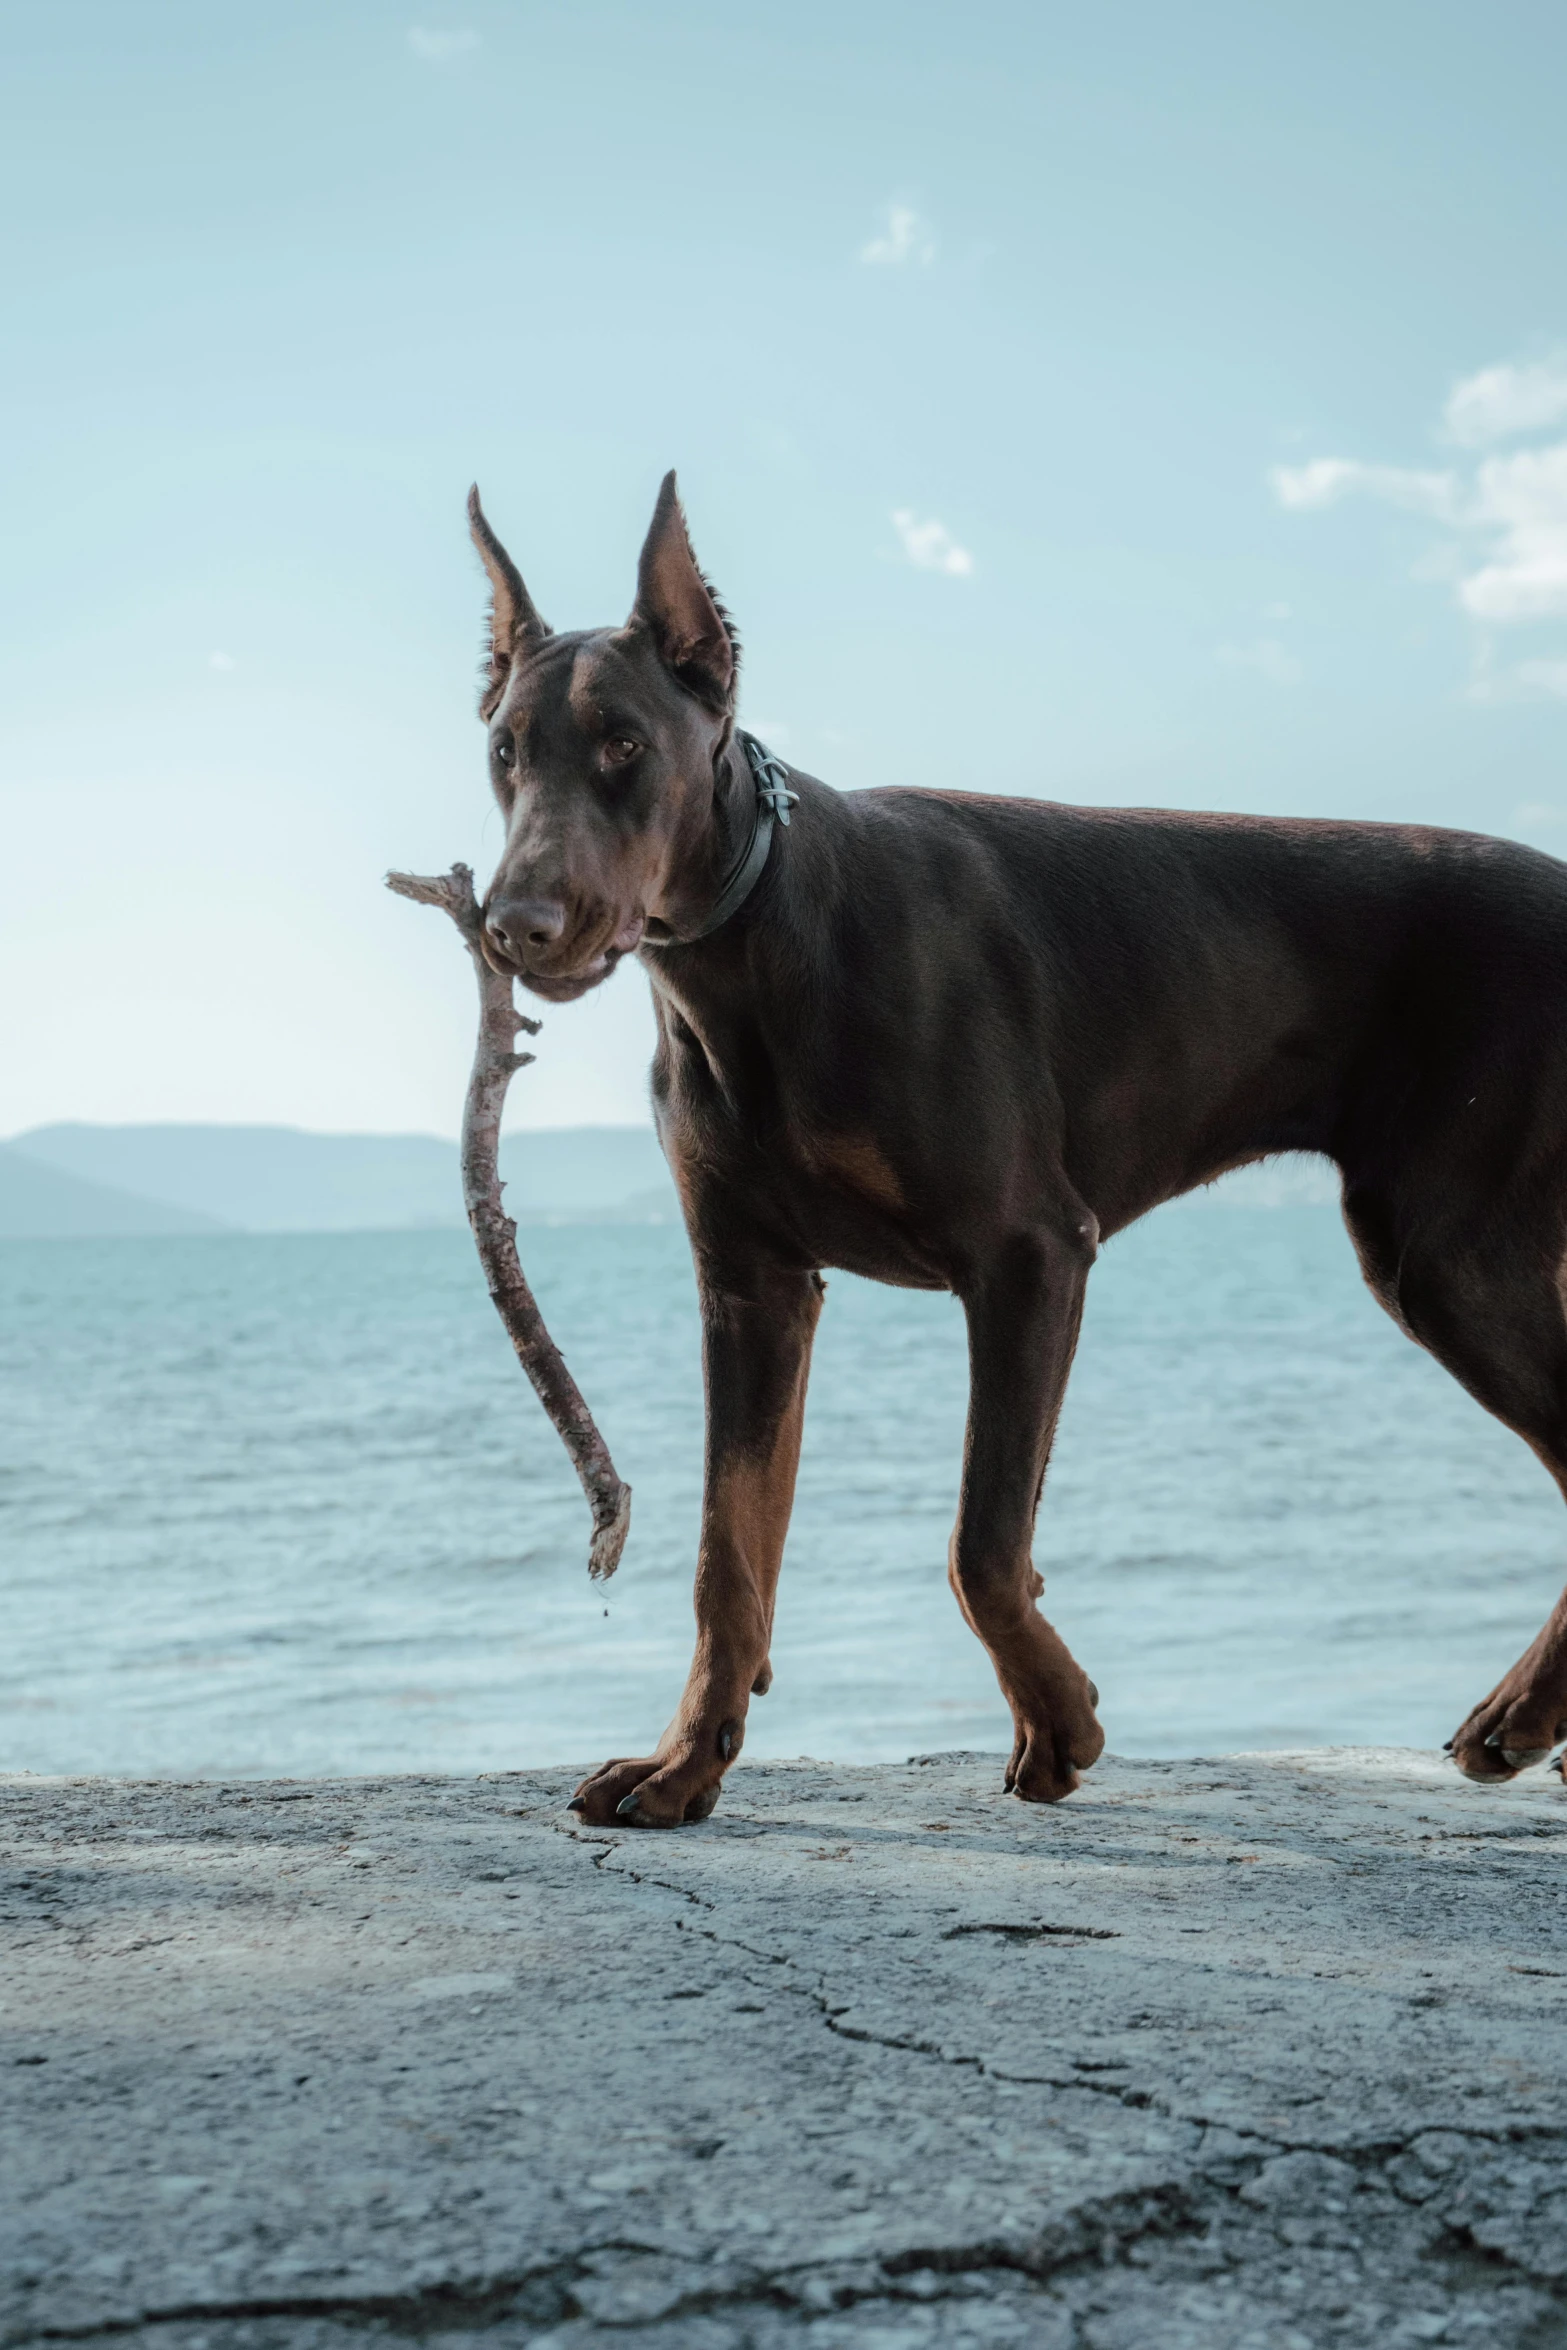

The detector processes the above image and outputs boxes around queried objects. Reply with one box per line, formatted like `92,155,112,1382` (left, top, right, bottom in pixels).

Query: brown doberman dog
470,470,1567,1826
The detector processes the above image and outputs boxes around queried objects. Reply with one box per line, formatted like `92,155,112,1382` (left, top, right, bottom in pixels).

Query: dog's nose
486,898,566,962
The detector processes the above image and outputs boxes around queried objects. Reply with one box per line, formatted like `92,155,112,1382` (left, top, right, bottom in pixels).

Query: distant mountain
2,1121,1336,1240
503,1130,674,1219
6,1123,676,1234
0,1143,232,1239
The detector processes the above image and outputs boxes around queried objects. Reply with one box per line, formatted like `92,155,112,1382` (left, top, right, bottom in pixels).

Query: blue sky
4,0,1566,1133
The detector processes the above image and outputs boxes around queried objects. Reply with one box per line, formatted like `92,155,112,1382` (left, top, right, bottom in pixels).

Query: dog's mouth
480,932,639,1003
517,951,621,1003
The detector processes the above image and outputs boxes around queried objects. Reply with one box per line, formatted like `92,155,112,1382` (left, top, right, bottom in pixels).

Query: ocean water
1,1207,1561,1778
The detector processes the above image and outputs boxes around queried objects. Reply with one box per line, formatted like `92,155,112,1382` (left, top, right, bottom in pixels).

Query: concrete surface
3,1749,1566,2349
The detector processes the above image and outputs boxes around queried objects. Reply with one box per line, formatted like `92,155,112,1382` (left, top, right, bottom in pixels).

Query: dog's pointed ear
468,486,551,720
629,471,736,711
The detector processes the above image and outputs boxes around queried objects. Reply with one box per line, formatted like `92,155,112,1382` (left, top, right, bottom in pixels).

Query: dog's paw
569,1750,727,1829
1006,1741,1083,1803
1004,1680,1105,1805
1447,1673,1566,1783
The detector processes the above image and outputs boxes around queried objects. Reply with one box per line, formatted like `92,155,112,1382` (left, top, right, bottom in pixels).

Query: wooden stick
385,862,632,1581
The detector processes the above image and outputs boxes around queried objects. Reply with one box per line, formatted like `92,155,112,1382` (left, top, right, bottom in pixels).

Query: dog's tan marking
806,1134,907,1214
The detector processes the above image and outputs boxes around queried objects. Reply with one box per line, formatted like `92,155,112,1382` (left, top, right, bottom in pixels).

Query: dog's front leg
950,1225,1105,1802
571,1260,822,1827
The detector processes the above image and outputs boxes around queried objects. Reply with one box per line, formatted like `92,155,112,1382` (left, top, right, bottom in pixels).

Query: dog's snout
486,898,567,962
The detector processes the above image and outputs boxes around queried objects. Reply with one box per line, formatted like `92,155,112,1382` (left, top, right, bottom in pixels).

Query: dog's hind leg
1344,1179,1567,1781
950,1220,1105,1803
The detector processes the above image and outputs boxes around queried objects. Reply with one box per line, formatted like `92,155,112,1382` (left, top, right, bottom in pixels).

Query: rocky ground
3,1748,1567,2349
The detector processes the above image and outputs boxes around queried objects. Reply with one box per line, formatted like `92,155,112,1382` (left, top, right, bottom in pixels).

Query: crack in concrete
21,2155,1567,2348
557,1816,1560,2204
942,1922,1122,1941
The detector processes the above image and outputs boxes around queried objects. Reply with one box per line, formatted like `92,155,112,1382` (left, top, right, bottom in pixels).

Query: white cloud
891,509,972,577
1217,638,1301,687
208,650,236,672
1459,443,1567,620
860,203,936,267
407,27,480,62
1444,354,1567,447
1269,459,1461,521
1270,355,1567,690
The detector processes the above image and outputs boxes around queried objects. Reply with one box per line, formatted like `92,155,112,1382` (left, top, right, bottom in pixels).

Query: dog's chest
772,1128,951,1288
652,985,952,1285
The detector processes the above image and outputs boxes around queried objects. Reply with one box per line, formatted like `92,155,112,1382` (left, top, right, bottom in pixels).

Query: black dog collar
646,732,798,947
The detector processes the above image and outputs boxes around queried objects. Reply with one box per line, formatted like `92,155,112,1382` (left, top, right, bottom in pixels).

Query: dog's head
470,473,738,1001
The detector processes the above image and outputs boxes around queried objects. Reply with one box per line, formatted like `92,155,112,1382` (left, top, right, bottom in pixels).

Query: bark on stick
385,861,631,1580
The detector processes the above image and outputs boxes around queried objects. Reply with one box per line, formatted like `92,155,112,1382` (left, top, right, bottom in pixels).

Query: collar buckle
743,734,800,826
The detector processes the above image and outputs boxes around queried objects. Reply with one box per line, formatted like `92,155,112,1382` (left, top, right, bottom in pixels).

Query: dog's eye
603,737,640,767
493,736,516,769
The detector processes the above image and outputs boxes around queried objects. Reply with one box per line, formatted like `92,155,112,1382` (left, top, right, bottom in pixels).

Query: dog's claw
615,1792,644,1823
1485,1731,1504,1749
1087,1680,1099,1709
567,1795,586,1815
1442,1738,1454,1753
